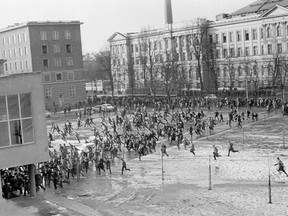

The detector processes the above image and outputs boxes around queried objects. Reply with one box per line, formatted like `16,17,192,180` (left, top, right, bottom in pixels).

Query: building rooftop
231,0,288,16
0,21,83,33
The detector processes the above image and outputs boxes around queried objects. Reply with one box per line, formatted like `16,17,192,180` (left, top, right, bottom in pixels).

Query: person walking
121,158,130,175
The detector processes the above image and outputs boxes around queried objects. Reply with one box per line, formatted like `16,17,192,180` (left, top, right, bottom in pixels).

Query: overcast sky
1,0,254,53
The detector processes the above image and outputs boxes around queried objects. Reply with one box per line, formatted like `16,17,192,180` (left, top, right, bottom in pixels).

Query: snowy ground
42,109,288,216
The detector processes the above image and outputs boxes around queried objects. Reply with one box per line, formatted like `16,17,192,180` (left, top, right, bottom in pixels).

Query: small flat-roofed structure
0,72,49,198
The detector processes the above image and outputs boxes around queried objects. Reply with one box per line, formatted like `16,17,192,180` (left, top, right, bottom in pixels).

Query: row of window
43,57,74,68
214,25,288,44
3,47,29,58
43,71,74,82
220,43,286,58
40,30,71,41
4,61,29,72
0,93,34,147
41,44,72,54
2,33,27,46
45,86,76,98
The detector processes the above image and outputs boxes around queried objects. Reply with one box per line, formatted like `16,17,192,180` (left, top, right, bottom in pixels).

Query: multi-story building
108,0,288,96
0,21,87,109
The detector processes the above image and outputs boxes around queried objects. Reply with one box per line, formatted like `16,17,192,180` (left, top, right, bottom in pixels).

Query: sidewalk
12,188,103,216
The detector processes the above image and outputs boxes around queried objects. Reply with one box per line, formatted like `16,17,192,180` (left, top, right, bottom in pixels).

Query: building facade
108,0,288,96
0,21,87,109
0,72,49,197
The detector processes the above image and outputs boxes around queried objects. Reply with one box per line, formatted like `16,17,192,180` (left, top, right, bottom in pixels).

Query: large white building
108,0,288,96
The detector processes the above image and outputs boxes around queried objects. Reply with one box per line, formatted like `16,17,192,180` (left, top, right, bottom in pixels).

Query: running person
213,145,221,160
121,158,130,175
275,157,288,177
227,141,239,156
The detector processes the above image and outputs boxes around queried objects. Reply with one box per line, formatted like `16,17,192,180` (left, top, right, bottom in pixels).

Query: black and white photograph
1,0,288,215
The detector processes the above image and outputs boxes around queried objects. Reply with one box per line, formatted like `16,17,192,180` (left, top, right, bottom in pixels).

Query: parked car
92,105,102,113
204,94,217,99
45,110,52,118
101,104,115,112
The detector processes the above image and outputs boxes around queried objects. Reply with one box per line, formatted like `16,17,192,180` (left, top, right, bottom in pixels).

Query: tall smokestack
165,0,173,24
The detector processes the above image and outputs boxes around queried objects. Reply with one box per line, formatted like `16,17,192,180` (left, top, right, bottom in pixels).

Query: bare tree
95,48,114,104
159,60,179,104
137,28,162,96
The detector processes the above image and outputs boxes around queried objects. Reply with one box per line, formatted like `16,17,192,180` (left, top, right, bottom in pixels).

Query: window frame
0,93,34,147
55,72,63,81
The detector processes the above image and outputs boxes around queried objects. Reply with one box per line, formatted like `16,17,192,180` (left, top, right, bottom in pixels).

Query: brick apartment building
0,21,87,110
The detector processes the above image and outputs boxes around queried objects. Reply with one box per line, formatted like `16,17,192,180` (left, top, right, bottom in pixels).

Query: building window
67,71,74,80
229,32,234,42
215,34,219,43
245,47,249,56
42,45,48,54
18,34,22,43
253,46,258,55
4,63,8,71
130,45,134,53
66,44,72,53
244,30,249,41
2,38,5,46
229,48,235,57
135,45,138,53
25,61,29,70
7,37,11,45
18,48,22,56
277,43,282,53
237,47,242,57
12,35,16,44
40,31,47,40
43,59,49,68
252,29,257,40
24,47,29,55
261,45,264,55
267,44,272,54
2,50,6,58
23,33,27,42
209,34,213,43
53,31,60,40
69,86,76,97
54,58,62,67
66,57,73,66
236,31,241,42
266,27,272,38
0,94,34,147
222,33,227,43
64,30,71,39
14,62,18,71
276,26,282,37
223,48,227,58
43,73,51,82
45,88,52,99
216,49,220,58
20,62,23,71
13,49,17,58
182,52,186,61
56,72,62,81
53,44,60,53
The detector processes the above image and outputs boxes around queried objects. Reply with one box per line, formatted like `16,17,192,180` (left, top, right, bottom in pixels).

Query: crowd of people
1,96,288,199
